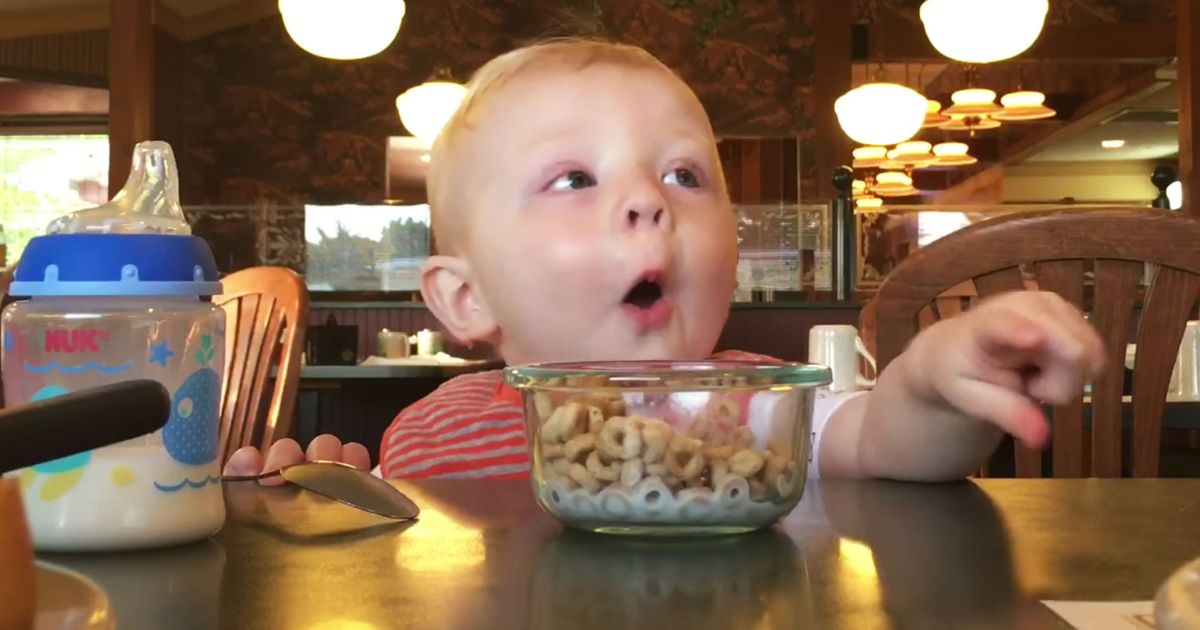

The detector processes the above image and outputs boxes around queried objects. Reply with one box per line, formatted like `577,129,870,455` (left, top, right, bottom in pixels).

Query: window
917,211,973,247
0,134,108,264
304,203,431,292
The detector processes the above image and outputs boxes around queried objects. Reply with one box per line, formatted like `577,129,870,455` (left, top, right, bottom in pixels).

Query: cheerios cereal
536,389,802,526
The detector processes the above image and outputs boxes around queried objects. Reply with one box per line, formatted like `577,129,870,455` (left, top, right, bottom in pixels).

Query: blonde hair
426,38,690,253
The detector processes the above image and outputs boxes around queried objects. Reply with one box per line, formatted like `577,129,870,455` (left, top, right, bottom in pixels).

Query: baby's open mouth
623,276,664,309
620,272,673,331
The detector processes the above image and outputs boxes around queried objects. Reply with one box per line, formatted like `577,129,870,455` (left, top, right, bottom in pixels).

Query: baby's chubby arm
817,291,1105,481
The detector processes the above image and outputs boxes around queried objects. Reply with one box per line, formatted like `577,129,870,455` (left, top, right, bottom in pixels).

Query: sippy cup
2,141,226,551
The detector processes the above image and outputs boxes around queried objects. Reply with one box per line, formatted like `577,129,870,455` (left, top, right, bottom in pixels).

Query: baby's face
457,63,737,364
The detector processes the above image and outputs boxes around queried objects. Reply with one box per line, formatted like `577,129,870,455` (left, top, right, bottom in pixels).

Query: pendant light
279,0,406,60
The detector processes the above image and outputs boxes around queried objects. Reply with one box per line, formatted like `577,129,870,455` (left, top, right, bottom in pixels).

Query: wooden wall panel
1179,0,1200,216
719,137,801,204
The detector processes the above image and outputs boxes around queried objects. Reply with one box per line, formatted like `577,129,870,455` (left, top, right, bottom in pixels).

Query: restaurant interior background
8,8,1200,627
0,0,1187,451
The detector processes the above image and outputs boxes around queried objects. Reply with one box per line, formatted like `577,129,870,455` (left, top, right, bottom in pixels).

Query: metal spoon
223,461,420,520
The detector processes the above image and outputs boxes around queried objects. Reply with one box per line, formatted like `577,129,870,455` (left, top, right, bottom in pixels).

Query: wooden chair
866,207,1200,478
212,267,309,464
0,267,13,298
0,266,16,409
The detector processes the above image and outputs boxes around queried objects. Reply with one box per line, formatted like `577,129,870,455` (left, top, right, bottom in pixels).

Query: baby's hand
223,435,372,486
909,291,1105,450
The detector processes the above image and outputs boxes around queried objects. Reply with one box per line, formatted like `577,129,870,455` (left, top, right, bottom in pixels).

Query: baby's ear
420,255,498,345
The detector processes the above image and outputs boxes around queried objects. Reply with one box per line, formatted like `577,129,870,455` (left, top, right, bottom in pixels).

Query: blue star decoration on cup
149,339,174,367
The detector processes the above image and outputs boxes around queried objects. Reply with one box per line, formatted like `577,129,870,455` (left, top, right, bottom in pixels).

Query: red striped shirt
378,350,780,479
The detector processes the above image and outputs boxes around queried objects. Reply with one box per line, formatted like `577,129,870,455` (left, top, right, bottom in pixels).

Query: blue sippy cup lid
8,141,222,298
11,234,221,297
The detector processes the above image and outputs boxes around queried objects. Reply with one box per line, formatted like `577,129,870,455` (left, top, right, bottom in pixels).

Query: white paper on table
359,353,472,367
1042,601,1156,629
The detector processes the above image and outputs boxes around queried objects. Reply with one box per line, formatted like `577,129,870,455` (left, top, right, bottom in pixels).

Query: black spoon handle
0,379,171,474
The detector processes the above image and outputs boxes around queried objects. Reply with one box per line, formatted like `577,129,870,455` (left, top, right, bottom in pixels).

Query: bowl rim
503,360,831,388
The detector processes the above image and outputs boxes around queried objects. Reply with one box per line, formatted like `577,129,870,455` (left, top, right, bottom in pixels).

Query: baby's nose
626,206,668,228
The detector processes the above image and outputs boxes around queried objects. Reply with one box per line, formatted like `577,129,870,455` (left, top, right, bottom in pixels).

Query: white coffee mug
808,324,877,392
1173,321,1200,401
413,329,445,357
378,329,411,358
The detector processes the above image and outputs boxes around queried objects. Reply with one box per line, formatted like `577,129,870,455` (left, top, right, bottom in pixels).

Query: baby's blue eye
548,170,597,191
664,168,701,188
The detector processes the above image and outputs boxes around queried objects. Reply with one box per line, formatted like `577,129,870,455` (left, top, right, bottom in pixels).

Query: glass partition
184,203,433,296
734,203,832,301
855,203,1151,292
181,201,1156,303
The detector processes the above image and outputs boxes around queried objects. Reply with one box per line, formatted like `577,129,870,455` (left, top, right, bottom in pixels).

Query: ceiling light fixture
279,0,406,60
923,99,951,128
852,145,889,169
932,142,978,166
396,75,468,143
855,196,885,213
835,82,928,146
919,0,1049,64
873,170,917,197
884,141,938,169
852,179,868,198
994,90,1056,121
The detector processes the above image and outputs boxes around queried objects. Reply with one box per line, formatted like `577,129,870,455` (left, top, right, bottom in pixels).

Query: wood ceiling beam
0,3,109,40
152,2,189,41
180,0,277,41
0,0,278,42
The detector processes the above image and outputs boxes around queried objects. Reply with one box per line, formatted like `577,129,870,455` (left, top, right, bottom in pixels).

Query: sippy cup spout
46,140,191,235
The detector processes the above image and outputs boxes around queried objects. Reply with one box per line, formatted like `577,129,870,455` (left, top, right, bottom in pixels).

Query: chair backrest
0,266,15,409
212,267,309,463
865,207,1200,478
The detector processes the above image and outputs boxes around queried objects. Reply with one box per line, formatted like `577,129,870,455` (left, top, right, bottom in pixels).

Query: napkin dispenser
307,314,358,366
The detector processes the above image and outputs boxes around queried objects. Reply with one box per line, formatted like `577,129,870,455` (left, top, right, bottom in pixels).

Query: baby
225,39,1103,483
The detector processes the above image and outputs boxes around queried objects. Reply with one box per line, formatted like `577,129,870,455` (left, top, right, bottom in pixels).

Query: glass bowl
504,361,831,536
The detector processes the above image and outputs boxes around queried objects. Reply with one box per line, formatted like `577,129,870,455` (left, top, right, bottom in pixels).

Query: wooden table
42,478,1200,629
